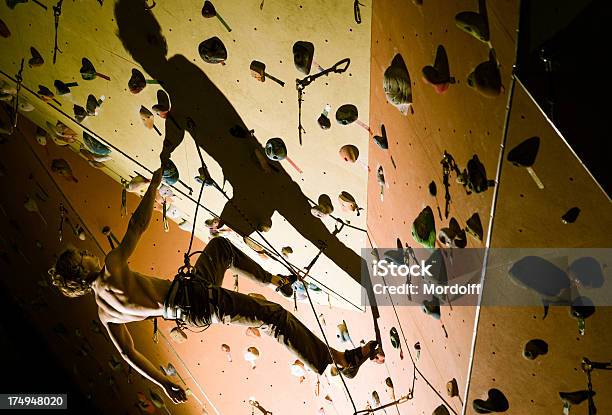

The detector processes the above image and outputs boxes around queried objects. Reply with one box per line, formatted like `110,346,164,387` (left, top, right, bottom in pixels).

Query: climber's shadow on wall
114,0,364,286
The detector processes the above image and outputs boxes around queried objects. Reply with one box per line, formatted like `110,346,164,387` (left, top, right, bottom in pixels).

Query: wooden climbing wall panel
368,0,519,413
368,1,611,415
466,82,612,414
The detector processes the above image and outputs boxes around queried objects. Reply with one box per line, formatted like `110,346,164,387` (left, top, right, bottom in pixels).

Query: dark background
517,0,610,196
0,281,101,415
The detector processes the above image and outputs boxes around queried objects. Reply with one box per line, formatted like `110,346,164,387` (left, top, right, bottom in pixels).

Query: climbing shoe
473,388,509,413
341,340,379,379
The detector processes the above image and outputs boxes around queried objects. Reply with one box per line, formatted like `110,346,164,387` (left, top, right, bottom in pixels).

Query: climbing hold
507,136,544,189
54,80,78,96
198,36,227,64
373,124,388,149
221,344,232,362
459,154,494,194
384,54,412,115
455,10,490,43
73,105,87,123
570,296,595,335
250,60,285,87
108,355,122,372
152,90,171,119
265,137,287,161
0,19,10,38
377,166,386,200
428,181,437,196
139,106,161,135
244,346,260,369
18,100,34,112
265,137,302,173
569,257,604,288
83,131,111,156
162,159,179,186
433,405,450,415
169,326,187,343
561,207,580,224
455,1,489,43
47,121,77,144
318,104,332,129
412,206,436,248
80,57,110,81
37,85,60,105
128,68,146,94
334,104,370,132
202,1,232,32
28,47,44,67
339,144,359,163
422,45,455,94
80,147,110,165
446,378,459,397
51,159,78,183
338,191,361,214
472,388,509,414
559,390,594,406
293,41,315,75
422,297,441,319
466,212,483,241
244,237,268,258
385,377,395,400
438,217,467,248
509,256,569,299
291,359,306,381
281,246,293,256
311,194,334,218
86,94,104,116
523,339,548,360
245,327,261,337
389,327,400,348
35,127,47,146
467,49,502,97
336,104,358,125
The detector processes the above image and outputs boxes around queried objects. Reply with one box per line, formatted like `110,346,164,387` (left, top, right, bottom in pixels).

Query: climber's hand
161,380,187,404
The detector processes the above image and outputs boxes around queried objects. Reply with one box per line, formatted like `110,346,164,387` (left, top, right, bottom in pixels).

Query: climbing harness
296,58,350,145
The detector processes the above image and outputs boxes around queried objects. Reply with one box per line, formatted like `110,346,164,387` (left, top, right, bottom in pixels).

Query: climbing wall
0,0,373,308
2,0,611,414
368,1,611,415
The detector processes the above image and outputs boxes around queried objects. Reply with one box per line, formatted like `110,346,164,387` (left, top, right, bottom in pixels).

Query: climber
49,163,380,404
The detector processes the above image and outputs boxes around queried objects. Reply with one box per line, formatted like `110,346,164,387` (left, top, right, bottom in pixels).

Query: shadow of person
114,0,378,316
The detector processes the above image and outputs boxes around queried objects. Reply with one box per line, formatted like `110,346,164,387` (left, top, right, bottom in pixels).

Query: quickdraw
296,58,350,145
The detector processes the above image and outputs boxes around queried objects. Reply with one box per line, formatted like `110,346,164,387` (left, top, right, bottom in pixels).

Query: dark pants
174,237,332,374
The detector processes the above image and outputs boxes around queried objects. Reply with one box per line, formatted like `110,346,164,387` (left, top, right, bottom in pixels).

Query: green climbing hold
412,206,436,248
